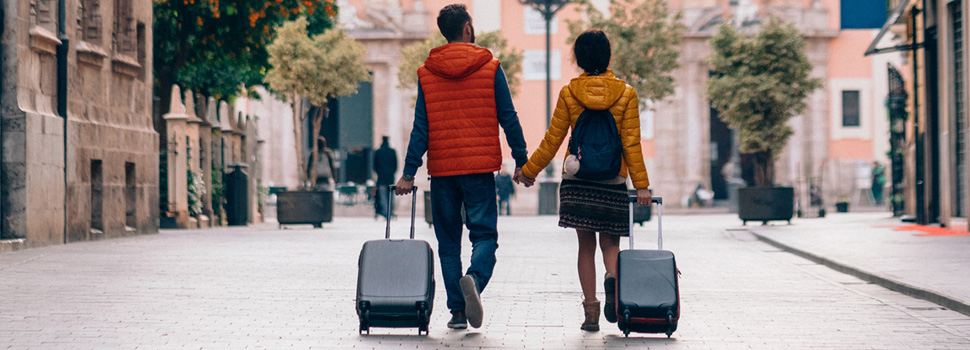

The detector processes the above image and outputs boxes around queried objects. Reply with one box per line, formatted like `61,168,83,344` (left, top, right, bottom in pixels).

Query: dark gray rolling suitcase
616,196,680,337
356,186,434,335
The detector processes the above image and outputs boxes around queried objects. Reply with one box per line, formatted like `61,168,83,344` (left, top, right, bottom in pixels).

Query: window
842,90,861,127
113,0,135,55
32,0,57,32
522,50,562,81
524,7,557,35
80,0,102,43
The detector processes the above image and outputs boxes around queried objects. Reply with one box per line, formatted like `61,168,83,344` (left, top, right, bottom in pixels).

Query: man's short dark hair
573,29,611,75
437,4,471,42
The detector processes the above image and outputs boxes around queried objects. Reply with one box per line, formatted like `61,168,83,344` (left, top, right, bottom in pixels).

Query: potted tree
706,19,822,225
265,17,371,228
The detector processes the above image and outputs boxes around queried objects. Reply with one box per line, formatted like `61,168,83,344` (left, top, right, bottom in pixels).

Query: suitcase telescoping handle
628,195,663,250
386,185,418,239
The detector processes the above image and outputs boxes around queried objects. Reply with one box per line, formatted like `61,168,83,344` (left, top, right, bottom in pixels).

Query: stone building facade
1,0,157,250
882,0,970,230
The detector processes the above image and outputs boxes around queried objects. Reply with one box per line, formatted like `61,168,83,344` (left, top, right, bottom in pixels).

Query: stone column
244,115,260,223
232,112,245,166
198,97,213,228
185,91,203,229
163,85,190,228
208,98,224,225
220,102,234,168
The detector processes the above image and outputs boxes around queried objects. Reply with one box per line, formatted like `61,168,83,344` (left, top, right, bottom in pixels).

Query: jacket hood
568,71,628,110
423,43,495,79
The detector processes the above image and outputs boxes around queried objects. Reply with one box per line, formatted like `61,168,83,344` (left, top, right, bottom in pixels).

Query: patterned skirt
558,179,629,236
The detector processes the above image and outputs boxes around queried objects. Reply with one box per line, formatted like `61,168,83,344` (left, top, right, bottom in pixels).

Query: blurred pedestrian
871,161,886,205
395,3,531,330
373,136,398,219
520,29,652,332
314,137,335,191
495,166,515,216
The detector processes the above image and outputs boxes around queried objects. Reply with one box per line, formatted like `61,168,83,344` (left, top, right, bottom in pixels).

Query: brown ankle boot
581,300,600,331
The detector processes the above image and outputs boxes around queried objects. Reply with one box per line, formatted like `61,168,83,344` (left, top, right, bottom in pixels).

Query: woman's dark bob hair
573,29,611,76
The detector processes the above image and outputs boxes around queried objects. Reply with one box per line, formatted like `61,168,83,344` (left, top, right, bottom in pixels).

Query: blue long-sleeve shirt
402,65,529,177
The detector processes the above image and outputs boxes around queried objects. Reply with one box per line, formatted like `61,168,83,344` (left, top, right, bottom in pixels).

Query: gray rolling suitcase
615,196,680,337
356,186,434,335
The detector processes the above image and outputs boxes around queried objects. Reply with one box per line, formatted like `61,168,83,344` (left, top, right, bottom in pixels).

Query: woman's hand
636,188,652,206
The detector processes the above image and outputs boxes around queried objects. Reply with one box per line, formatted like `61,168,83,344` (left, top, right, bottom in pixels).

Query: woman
521,29,652,332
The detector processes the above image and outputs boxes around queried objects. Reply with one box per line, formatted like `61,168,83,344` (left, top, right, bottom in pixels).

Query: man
373,136,398,219
395,3,530,330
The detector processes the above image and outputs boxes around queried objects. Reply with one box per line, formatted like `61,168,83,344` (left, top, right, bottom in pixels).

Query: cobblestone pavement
1,214,969,349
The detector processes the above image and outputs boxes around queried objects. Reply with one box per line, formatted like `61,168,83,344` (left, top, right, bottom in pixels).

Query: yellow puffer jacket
522,71,650,189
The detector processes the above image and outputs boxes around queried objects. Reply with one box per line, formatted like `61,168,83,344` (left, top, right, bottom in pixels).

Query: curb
751,231,970,318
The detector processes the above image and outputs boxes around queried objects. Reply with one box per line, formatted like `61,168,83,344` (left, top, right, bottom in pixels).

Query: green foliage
153,0,337,101
211,166,225,217
265,17,372,106
187,169,206,216
397,31,523,97
706,19,822,186
264,16,371,188
566,0,686,104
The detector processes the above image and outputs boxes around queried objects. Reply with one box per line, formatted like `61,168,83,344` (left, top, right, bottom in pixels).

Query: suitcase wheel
622,310,631,337
665,311,674,338
417,308,429,336
359,307,370,335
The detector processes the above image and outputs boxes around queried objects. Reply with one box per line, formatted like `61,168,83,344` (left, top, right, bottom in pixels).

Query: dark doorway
91,160,104,233
709,105,733,200
125,162,137,229
322,79,374,184
925,26,942,224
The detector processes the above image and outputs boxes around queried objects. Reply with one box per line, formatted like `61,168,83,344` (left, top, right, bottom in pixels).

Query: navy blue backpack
567,108,622,181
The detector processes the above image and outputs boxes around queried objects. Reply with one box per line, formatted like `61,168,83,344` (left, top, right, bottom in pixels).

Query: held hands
513,167,536,187
636,187,652,207
395,177,414,195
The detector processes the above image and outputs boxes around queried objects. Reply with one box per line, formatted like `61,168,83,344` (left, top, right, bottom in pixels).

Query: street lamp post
519,0,569,214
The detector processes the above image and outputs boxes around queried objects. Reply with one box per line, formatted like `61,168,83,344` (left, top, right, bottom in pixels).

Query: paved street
2,213,970,349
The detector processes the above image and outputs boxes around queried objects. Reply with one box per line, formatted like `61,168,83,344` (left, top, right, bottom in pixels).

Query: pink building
329,0,905,210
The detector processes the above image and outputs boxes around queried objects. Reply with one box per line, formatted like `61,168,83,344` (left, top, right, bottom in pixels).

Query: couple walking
394,4,652,332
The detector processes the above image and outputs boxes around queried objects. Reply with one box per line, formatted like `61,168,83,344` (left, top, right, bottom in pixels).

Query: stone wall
1,0,158,249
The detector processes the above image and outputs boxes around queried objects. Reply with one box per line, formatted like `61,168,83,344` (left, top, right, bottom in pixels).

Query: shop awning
865,0,919,56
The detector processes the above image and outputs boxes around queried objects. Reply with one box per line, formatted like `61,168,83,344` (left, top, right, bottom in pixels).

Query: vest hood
424,43,495,79
568,71,628,110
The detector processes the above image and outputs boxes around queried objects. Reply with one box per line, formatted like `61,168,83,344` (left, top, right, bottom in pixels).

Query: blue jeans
431,173,499,312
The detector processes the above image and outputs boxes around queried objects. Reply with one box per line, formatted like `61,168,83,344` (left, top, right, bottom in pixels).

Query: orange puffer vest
417,43,503,177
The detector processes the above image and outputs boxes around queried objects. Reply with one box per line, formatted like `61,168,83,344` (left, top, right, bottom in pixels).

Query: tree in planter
398,31,523,98
153,0,337,116
706,19,822,187
264,17,371,189
565,0,686,104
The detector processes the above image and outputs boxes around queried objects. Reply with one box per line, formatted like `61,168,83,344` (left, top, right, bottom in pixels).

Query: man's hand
513,167,536,187
395,177,415,195
636,188,652,207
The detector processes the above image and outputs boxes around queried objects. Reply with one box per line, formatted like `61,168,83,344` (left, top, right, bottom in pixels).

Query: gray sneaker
459,275,484,328
447,311,467,329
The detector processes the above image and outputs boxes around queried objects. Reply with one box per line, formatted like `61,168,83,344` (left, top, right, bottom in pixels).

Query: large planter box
738,187,794,225
276,190,333,228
